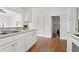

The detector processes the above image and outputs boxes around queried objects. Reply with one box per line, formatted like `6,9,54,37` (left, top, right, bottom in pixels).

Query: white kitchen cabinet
25,30,37,51
14,39,25,52
14,33,26,52
26,31,33,51
0,36,14,47
0,36,14,52
22,8,32,22
0,29,37,52
0,43,14,52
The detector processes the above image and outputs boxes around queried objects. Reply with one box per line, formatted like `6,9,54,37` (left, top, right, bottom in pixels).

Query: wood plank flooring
28,34,67,52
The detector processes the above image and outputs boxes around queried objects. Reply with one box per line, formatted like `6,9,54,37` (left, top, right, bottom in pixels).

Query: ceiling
3,7,32,14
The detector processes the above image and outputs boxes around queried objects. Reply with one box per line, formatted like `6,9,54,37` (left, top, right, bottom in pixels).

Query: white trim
38,35,51,38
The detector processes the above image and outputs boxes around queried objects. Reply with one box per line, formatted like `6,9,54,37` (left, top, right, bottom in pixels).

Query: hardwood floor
28,33,67,52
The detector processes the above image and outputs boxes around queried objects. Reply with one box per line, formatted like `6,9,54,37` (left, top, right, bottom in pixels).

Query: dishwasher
72,42,79,52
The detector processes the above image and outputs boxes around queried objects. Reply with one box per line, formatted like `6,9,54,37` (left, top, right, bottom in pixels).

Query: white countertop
71,33,79,47
0,28,37,39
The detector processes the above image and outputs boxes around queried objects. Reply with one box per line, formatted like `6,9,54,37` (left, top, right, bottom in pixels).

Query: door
51,16,60,37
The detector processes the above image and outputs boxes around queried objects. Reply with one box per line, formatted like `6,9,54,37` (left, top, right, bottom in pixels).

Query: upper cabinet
21,8,32,26
22,8,32,22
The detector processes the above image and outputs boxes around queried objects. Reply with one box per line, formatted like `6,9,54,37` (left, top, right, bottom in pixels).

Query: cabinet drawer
0,36,14,47
0,42,14,51
14,33,25,41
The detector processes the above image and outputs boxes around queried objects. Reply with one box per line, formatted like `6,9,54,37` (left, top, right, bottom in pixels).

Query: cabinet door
31,30,37,45
15,40,25,52
26,32,32,51
25,30,37,51
0,36,13,47
0,43,14,52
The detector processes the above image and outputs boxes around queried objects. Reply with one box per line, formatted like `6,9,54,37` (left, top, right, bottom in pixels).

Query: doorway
51,16,60,38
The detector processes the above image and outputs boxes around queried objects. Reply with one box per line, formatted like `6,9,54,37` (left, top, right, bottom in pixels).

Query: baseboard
38,35,51,38
26,40,37,52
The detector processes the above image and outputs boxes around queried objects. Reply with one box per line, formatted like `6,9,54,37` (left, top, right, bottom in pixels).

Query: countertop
0,28,37,39
71,33,79,47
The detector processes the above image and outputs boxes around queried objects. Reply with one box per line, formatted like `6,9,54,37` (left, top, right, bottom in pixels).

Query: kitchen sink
0,32,8,35
0,30,19,35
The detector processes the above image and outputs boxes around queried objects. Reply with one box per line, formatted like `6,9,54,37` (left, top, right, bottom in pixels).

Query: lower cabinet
26,30,37,51
26,32,32,51
0,29,37,52
14,40,25,52
0,43,14,52
14,33,26,52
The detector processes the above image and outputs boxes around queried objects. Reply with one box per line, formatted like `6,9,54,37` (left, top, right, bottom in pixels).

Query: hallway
28,33,67,52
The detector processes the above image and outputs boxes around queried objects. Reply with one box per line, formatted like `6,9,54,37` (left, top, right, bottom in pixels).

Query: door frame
51,16,60,38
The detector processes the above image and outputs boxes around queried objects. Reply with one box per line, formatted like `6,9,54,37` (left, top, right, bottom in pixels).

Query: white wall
4,7,32,25
31,7,78,52
0,7,33,28
69,8,78,33
51,8,70,39
31,8,51,38
0,8,22,27
31,7,70,38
